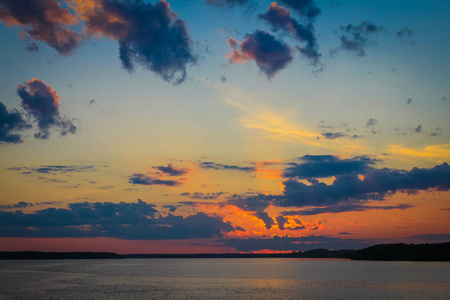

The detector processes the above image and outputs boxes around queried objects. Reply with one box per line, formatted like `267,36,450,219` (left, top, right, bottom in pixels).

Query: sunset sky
0,0,449,254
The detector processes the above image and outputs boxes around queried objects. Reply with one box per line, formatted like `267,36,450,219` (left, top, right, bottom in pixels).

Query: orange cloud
0,0,81,55
254,160,283,179
387,144,450,164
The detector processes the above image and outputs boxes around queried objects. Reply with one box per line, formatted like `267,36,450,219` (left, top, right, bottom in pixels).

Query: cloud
254,210,275,229
0,101,30,144
227,193,275,211
415,125,422,133
282,203,413,216
0,200,240,239
129,173,182,186
163,204,179,212
221,91,364,154
0,201,33,210
153,163,189,176
407,98,412,104
0,0,82,55
322,132,345,139
387,144,450,163
228,155,449,210
199,161,255,172
217,235,370,252
226,30,293,78
430,128,442,137
25,42,39,52
1,1,197,84
350,134,363,139
276,215,288,230
279,0,321,22
338,21,385,56
17,78,76,139
284,155,376,179
397,27,415,45
280,162,450,207
180,192,227,200
397,27,413,39
204,0,249,7
258,3,320,62
366,118,377,127
8,165,98,175
75,0,196,85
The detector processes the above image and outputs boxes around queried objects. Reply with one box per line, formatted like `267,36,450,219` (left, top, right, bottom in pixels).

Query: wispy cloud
220,86,366,154
387,144,450,164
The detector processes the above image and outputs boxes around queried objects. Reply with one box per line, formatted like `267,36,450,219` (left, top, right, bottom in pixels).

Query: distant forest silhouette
1,242,449,261
350,242,450,261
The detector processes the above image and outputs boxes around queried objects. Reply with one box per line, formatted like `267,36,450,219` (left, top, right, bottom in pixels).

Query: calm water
0,258,449,299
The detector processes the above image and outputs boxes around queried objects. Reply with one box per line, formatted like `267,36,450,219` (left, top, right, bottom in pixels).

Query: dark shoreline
1,242,449,261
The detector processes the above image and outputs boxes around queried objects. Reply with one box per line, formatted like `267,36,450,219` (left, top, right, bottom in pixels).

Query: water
0,258,449,299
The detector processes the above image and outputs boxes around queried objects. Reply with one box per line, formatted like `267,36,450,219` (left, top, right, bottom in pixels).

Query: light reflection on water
0,258,449,299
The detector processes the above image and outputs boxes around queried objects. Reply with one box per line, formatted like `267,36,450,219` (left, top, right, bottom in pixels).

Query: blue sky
0,0,449,253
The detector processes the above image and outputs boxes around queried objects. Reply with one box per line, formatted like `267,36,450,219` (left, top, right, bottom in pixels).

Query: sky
0,0,449,254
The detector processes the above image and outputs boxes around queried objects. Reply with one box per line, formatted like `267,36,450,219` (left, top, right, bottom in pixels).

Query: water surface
0,258,449,299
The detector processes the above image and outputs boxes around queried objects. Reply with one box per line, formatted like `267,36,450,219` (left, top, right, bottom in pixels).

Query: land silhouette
1,242,448,261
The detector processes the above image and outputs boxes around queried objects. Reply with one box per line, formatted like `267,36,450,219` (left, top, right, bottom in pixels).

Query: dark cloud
227,30,293,78
217,235,370,252
0,199,157,227
279,0,321,22
17,78,76,139
79,0,196,85
227,193,275,212
181,191,227,200
25,42,39,52
204,0,249,7
318,121,333,129
407,234,450,241
338,21,385,56
275,215,305,230
98,185,114,190
0,101,30,144
366,118,377,127
396,27,415,45
430,127,442,137
0,0,82,55
322,132,345,139
350,134,363,139
153,163,189,176
0,200,240,239
284,155,376,179
397,27,413,39
163,204,179,212
3,0,198,85
129,173,182,186
45,179,68,183
199,161,255,172
0,201,33,210
282,203,413,216
276,215,288,230
258,3,320,62
229,156,449,210
8,165,97,175
279,162,450,207
254,210,275,229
